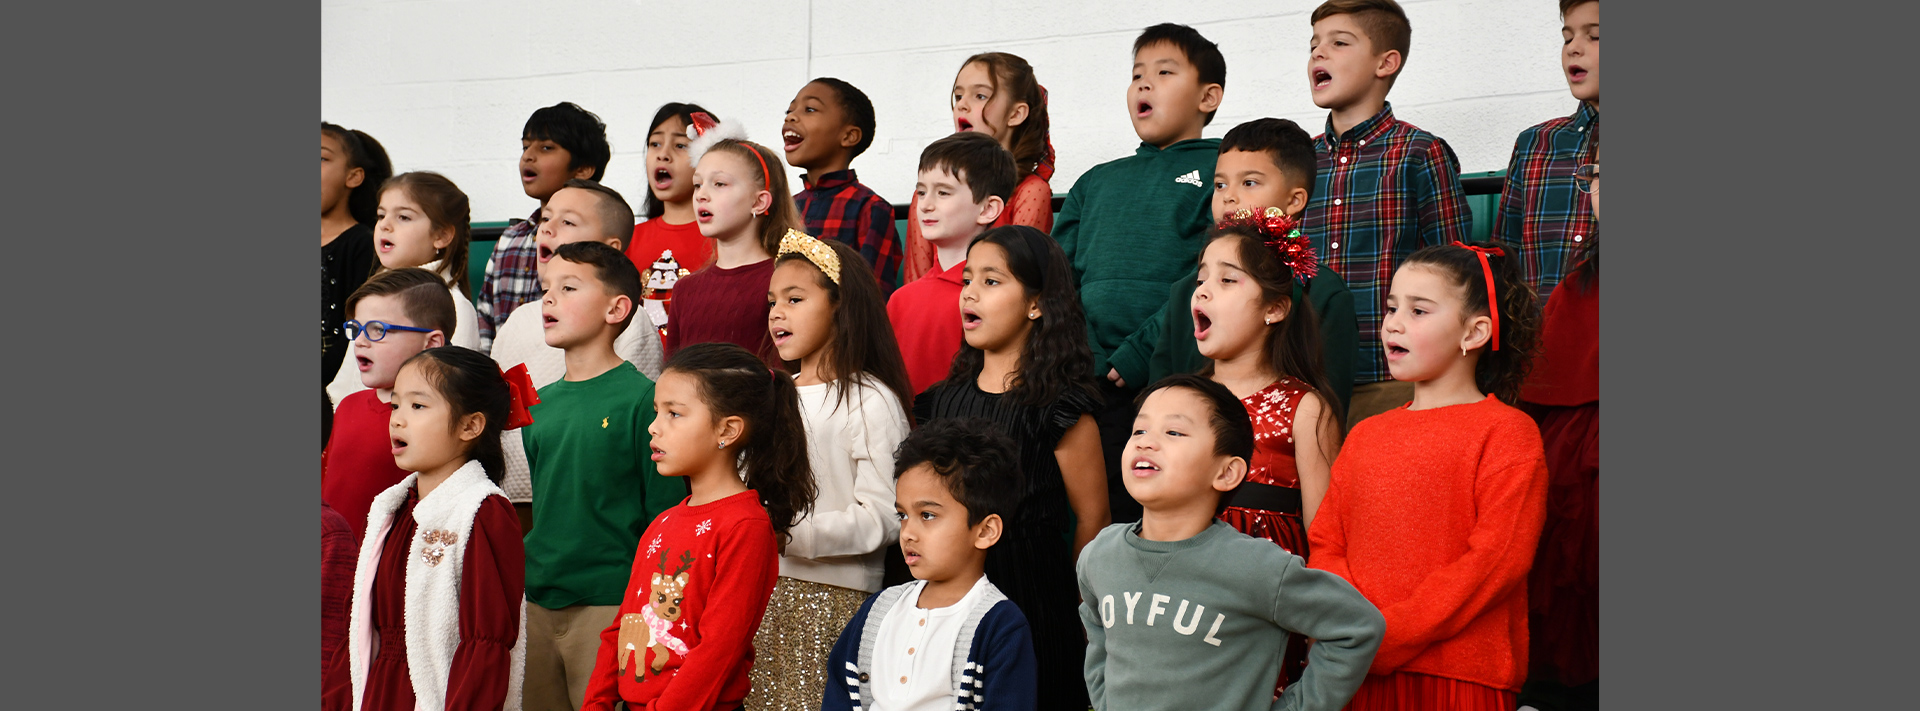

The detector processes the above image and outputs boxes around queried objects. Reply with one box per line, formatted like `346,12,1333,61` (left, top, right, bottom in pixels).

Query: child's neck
562,338,625,382
802,156,851,186
414,456,468,500
660,199,696,225
1151,126,1205,150
975,340,1025,394
321,208,358,246
1329,95,1387,137
1137,499,1216,542
795,350,835,388
712,228,773,269
1210,348,1277,400
933,236,974,273
1585,98,1599,114
917,565,984,609
1407,356,1487,410
687,461,748,506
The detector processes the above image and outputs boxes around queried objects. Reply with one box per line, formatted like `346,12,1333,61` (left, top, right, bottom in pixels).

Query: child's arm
1056,414,1110,559
1268,555,1384,711
1291,393,1340,531
1076,550,1108,711
856,195,903,294
650,517,781,710
1366,426,1549,672
1051,186,1084,280
1490,133,1530,244
1105,275,1188,388
582,547,643,711
444,497,527,711
1411,139,1474,248
783,386,906,560
1007,177,1055,233
819,594,881,711
1305,471,1353,585
475,251,502,350
977,603,1039,711
1307,267,1357,413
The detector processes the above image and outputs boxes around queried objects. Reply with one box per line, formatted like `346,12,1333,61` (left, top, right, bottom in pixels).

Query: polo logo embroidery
602,417,609,428
1174,169,1203,187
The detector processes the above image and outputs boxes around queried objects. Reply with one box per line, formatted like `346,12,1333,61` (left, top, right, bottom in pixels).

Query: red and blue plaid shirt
1303,103,1473,385
794,169,901,295
1494,102,1599,301
473,210,541,352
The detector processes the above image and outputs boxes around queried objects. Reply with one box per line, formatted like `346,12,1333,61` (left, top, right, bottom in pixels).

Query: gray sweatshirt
1075,521,1384,711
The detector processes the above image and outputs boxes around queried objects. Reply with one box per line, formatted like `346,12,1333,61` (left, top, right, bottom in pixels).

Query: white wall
322,0,1579,224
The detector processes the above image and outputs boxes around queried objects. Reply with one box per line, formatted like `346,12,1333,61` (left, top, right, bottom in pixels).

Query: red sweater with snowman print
583,490,779,711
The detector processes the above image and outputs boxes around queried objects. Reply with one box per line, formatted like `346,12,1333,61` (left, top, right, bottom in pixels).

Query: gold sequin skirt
743,576,869,711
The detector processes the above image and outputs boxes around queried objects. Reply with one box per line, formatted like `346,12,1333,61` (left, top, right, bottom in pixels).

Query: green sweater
1076,521,1383,711
522,362,688,609
1055,138,1221,373
1104,263,1358,413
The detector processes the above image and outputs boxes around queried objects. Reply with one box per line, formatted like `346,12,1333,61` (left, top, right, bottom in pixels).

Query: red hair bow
1221,207,1318,282
501,363,540,430
1452,241,1505,351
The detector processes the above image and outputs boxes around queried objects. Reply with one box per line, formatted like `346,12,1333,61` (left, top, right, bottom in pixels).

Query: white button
1331,242,1340,249
1573,235,1583,242
1333,199,1342,206
1340,156,1348,164
1359,139,1367,145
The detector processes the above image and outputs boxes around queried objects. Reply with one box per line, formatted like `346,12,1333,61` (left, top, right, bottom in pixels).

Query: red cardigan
1307,395,1548,691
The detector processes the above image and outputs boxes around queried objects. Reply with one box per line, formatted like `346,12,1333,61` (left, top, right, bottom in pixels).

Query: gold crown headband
777,229,842,285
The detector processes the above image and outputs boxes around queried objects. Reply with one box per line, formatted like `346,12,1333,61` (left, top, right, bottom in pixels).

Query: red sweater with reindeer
583,490,779,711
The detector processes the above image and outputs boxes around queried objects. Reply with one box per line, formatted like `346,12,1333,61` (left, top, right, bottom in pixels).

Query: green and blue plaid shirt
1494,102,1599,301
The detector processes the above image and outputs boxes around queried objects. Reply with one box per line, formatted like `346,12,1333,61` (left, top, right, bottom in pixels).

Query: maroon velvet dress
322,488,526,711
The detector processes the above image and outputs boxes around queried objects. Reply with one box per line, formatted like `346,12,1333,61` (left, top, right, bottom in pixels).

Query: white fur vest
347,460,526,711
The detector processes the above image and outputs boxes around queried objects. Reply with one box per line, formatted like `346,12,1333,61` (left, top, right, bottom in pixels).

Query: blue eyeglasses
343,320,435,342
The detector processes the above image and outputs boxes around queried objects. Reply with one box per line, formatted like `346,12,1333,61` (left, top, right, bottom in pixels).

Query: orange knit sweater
1307,394,1548,691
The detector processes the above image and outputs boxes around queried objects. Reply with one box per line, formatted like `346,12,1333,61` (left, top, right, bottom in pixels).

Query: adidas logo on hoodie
1174,170,1203,187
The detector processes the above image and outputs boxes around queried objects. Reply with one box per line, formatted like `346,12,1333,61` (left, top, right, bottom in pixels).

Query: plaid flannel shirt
1302,103,1473,384
795,169,901,295
474,210,541,352
1494,102,1599,300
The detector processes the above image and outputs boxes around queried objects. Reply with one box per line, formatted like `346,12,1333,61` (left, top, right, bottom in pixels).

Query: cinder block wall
322,0,1579,223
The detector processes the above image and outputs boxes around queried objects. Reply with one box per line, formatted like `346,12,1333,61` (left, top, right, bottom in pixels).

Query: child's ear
425,330,447,349
973,513,1004,550
1374,50,1403,80
715,414,746,449
1212,456,1248,493
604,236,625,252
1006,102,1030,128
838,124,863,151
432,225,456,251
456,411,486,443
1199,83,1224,117
571,164,597,181
1459,313,1493,354
975,195,1006,226
752,190,774,217
1263,296,1292,326
606,294,634,326
1025,294,1042,322
1284,187,1309,219
345,166,365,190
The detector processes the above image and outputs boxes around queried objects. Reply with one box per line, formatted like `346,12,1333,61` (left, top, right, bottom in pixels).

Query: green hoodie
1076,521,1383,711
1055,139,1220,373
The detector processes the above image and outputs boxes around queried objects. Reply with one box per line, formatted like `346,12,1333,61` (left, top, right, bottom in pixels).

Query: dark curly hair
396,346,513,484
321,122,393,227
664,342,818,547
892,418,1023,527
774,239,915,412
939,225,1100,407
1401,241,1541,404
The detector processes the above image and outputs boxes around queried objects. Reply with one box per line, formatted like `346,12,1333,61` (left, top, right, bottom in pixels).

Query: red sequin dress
1219,377,1313,557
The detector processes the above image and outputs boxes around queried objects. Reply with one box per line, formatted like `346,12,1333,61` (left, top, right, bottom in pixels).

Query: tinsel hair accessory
1452,241,1506,351
1221,207,1318,284
777,229,842,285
500,363,541,430
685,111,751,170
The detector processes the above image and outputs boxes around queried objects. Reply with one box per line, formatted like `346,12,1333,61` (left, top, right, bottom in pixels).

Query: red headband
501,363,541,430
745,144,770,186
1453,242,1505,351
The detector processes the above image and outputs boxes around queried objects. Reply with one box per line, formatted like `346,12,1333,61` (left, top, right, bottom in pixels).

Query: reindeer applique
617,550,695,680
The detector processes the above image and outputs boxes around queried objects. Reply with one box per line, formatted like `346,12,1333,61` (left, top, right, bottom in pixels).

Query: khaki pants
1347,380,1415,434
523,603,620,711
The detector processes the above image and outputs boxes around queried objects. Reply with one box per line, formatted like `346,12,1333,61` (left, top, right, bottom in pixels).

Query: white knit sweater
781,375,908,592
487,299,666,502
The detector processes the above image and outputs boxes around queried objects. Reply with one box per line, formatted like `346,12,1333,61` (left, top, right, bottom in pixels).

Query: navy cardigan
821,579,1038,711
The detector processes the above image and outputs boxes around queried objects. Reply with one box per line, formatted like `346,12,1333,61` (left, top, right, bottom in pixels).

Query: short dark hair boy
822,418,1037,711
476,101,614,352
1076,374,1383,711
1303,0,1471,432
1055,22,1230,524
889,132,1018,393
783,77,904,295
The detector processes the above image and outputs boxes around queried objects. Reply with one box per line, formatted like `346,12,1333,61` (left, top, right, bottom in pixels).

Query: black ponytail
398,346,512,484
1402,241,1541,404
321,122,394,227
663,342,818,547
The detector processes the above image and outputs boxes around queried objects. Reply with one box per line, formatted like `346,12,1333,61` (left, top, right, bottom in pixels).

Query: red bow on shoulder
1452,241,1506,351
501,363,540,430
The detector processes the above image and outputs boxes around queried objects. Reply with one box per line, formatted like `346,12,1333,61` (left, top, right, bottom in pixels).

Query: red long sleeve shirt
1307,394,1548,692
322,389,408,543
582,491,779,711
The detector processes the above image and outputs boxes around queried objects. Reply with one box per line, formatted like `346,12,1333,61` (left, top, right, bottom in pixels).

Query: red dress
1518,272,1599,687
322,489,526,711
1219,377,1312,557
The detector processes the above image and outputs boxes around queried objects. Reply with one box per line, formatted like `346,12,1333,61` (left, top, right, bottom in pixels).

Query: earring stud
718,440,728,450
